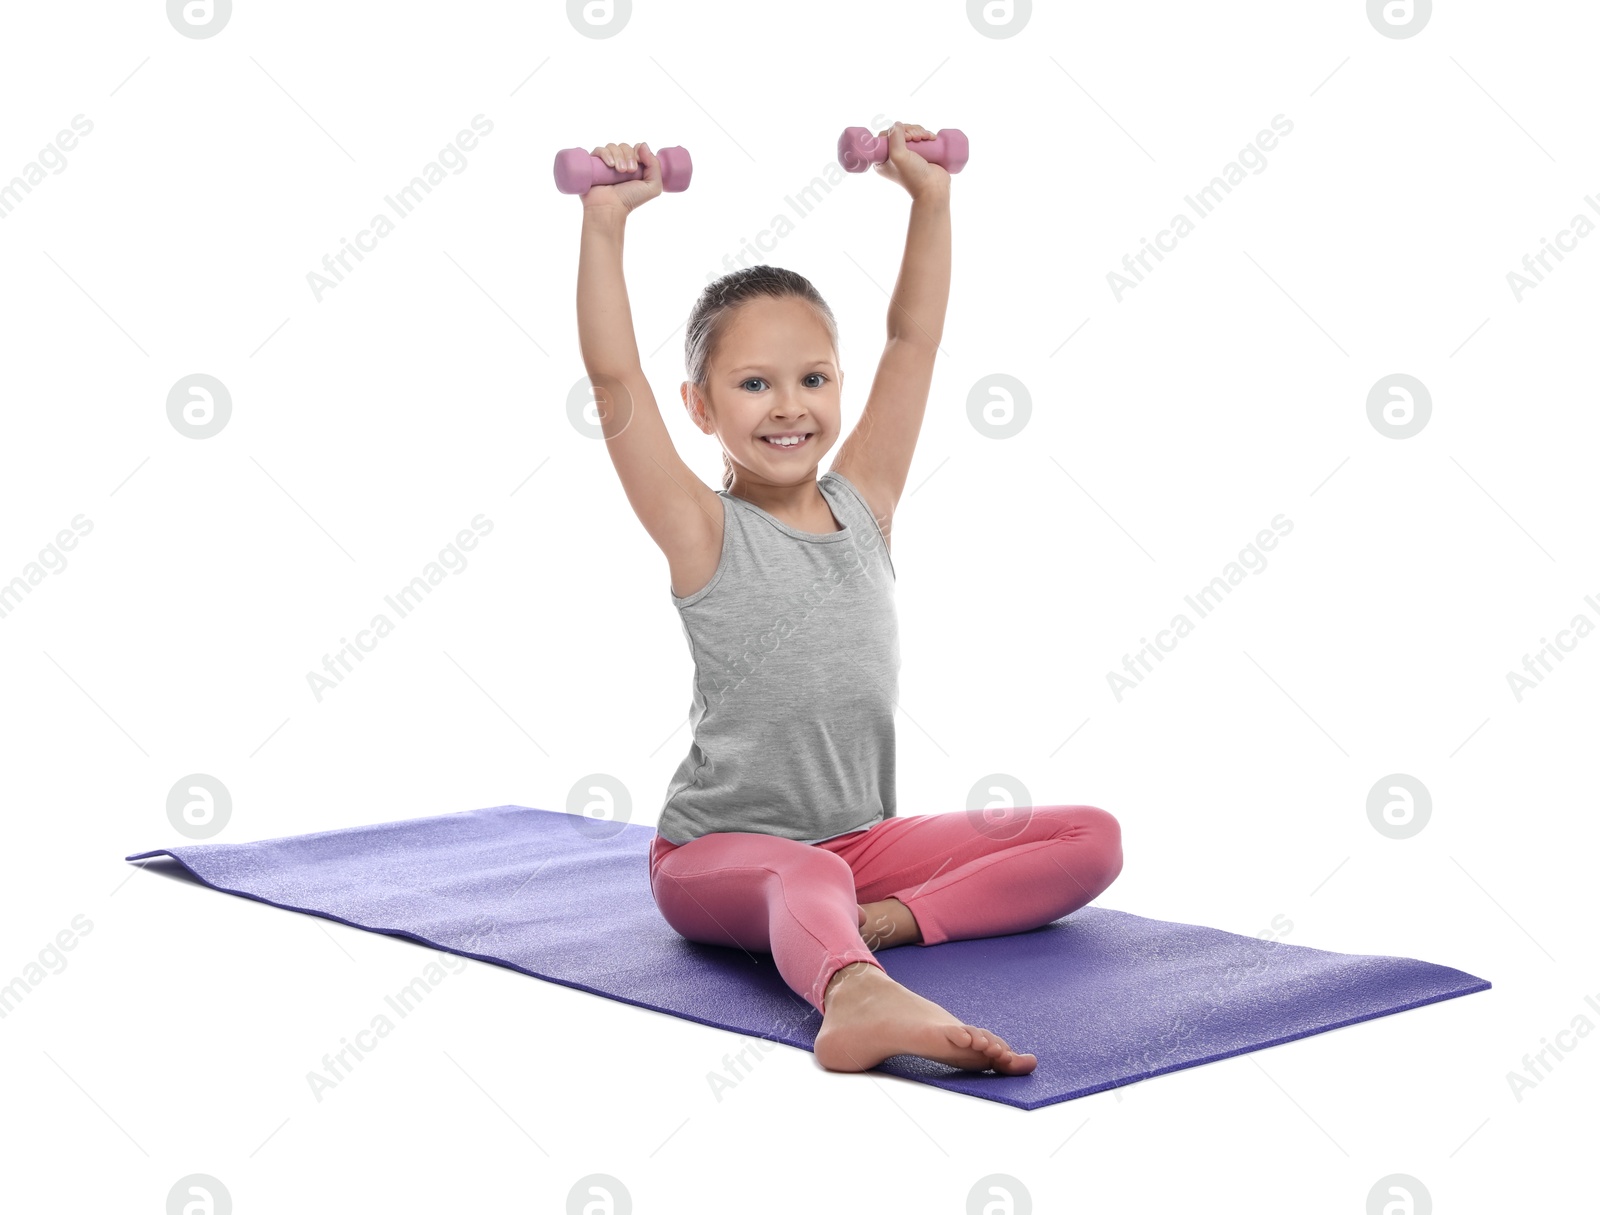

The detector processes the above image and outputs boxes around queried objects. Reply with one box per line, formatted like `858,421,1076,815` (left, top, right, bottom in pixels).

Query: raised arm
576,142,721,590
829,122,953,543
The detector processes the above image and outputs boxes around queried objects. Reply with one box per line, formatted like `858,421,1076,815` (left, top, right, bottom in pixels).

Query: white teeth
765,435,804,446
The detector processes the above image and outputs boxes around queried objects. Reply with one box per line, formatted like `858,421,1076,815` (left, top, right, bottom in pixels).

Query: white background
1,0,1594,1210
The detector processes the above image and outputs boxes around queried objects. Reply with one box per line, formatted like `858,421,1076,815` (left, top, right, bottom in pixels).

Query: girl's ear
685,383,718,436
680,381,703,429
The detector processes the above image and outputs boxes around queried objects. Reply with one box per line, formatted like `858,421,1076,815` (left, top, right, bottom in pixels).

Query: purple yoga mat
126,804,1489,1110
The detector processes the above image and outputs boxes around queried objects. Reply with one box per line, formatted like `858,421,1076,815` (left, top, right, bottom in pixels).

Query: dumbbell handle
553,145,693,195
837,127,969,174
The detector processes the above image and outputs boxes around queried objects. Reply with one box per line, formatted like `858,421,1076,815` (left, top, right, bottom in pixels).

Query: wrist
582,203,629,231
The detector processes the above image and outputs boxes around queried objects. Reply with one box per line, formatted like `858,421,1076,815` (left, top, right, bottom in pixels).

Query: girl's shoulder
820,467,895,571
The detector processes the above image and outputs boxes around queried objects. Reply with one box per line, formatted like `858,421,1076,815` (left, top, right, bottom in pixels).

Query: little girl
575,123,1124,1076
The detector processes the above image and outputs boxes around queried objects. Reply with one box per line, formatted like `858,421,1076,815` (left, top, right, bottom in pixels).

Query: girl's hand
580,141,662,215
872,121,950,201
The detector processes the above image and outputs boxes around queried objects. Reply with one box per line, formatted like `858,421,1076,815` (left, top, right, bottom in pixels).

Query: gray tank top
657,470,900,845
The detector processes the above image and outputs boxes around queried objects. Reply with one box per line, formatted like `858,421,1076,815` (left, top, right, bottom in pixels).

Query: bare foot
857,898,922,951
814,961,1037,1075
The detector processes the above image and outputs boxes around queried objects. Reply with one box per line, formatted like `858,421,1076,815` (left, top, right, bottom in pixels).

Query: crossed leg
648,805,1124,1074
824,804,1125,948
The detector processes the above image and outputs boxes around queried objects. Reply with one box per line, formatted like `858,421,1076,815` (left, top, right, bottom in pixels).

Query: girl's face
687,295,841,484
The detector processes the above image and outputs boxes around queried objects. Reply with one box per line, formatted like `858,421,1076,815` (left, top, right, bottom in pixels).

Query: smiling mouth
761,432,813,450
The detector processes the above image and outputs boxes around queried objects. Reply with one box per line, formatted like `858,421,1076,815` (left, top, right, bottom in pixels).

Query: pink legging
649,805,1123,1013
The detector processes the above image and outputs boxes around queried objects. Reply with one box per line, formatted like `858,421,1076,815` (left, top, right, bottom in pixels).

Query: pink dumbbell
837,126,969,174
553,145,693,195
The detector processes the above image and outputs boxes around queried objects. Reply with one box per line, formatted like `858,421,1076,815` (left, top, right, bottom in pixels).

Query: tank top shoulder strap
821,470,895,579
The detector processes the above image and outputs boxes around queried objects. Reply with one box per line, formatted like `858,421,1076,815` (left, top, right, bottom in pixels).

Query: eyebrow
725,361,833,375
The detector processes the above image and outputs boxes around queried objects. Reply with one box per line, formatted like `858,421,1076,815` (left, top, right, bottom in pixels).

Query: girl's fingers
878,121,936,143
595,142,640,171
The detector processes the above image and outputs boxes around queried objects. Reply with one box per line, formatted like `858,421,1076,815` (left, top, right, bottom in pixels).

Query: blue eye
740,374,825,391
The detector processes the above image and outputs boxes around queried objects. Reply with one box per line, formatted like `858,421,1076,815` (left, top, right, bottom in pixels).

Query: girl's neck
729,472,840,532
